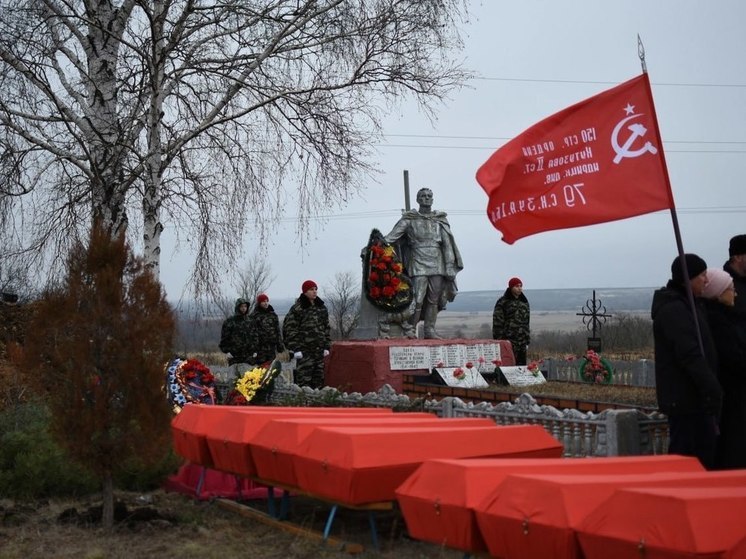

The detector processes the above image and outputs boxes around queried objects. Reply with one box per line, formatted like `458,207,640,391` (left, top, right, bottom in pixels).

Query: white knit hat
702,268,733,299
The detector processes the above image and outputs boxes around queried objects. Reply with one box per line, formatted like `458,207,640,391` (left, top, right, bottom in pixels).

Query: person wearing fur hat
701,268,746,469
249,293,285,366
492,277,530,365
282,280,331,389
724,234,746,319
651,254,722,469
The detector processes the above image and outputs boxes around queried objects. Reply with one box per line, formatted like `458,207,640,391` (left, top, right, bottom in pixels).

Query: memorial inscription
388,342,504,372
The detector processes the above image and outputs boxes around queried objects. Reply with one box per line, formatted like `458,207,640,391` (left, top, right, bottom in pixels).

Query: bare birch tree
327,270,360,340
0,0,471,298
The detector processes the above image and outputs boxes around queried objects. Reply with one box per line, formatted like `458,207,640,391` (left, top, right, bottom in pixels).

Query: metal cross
576,290,612,338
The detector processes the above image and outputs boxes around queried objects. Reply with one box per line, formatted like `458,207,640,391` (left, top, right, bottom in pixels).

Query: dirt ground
0,489,463,559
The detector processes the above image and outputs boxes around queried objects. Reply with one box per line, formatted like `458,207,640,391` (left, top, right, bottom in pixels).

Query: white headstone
434,367,490,388
498,366,547,387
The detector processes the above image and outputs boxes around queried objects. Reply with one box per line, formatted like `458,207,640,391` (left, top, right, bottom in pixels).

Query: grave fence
542,357,656,387
210,371,669,459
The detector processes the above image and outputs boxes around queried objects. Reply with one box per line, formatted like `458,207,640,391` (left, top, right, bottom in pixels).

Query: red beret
301,280,318,293
508,277,523,288
256,293,269,304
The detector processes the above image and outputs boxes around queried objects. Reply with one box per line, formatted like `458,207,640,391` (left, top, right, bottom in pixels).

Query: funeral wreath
578,349,613,384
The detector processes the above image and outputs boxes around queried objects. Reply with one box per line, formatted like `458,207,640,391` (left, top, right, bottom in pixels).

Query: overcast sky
160,0,746,302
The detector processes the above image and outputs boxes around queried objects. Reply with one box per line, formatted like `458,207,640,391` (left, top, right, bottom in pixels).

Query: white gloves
252,353,257,358
226,352,233,358
291,350,328,358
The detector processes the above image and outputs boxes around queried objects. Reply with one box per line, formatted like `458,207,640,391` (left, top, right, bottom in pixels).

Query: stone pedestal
325,338,515,394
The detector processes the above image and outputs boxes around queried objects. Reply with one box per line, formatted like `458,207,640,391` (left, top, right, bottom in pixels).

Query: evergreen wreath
578,350,614,384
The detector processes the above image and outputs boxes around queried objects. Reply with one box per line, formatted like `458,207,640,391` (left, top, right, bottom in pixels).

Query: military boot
423,305,443,339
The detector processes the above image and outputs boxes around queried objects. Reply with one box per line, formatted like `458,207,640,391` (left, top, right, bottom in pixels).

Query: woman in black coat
702,268,746,469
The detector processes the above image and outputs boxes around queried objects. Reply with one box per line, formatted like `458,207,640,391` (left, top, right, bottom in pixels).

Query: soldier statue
384,187,463,339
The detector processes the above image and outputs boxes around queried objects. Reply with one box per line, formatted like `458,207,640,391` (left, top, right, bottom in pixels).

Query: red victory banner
475,73,674,244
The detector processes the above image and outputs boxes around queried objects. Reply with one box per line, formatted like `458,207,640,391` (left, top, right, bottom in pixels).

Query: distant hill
173,287,655,351
176,287,655,317
445,288,654,313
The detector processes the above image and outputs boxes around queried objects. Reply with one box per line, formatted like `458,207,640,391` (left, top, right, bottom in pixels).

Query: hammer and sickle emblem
611,114,658,164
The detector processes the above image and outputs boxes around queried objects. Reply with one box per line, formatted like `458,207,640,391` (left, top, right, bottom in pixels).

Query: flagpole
638,35,706,357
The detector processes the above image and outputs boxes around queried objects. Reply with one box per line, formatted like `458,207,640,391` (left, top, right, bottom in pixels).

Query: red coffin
475,470,746,559
292,423,563,505
578,486,746,559
171,404,279,466
726,535,746,559
204,408,393,478
396,455,704,554
171,404,391,468
250,413,439,487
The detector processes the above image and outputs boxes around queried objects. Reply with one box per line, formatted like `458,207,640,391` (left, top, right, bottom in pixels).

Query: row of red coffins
395,455,746,558
170,404,564,505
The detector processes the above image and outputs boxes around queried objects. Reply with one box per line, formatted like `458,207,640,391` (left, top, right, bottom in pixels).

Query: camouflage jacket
492,289,531,348
249,304,284,364
282,294,331,357
219,299,258,363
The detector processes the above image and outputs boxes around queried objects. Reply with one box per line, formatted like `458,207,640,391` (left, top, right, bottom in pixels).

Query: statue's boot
408,306,422,339
401,321,417,339
423,305,443,339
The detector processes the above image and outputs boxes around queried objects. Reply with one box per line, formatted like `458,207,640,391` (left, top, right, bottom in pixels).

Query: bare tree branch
0,0,472,300
326,270,360,340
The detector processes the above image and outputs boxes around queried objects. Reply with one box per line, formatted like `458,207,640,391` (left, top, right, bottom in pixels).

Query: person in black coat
651,254,723,469
701,268,746,469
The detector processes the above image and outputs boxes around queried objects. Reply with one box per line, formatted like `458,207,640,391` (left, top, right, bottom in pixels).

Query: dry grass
487,381,658,409
0,490,462,559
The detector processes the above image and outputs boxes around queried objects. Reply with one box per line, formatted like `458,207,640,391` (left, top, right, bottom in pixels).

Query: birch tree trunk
1,0,471,295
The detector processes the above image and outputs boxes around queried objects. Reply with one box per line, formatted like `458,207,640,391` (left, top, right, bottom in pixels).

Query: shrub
0,403,98,499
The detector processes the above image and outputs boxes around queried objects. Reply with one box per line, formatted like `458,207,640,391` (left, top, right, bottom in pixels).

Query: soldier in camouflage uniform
492,277,531,365
219,297,258,365
249,293,284,365
282,280,331,389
